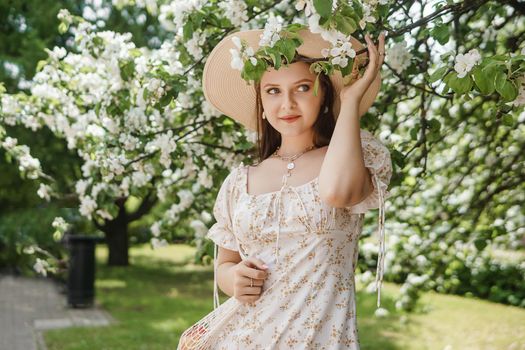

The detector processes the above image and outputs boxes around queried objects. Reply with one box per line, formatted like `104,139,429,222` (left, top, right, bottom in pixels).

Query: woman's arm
318,99,373,208
318,32,385,208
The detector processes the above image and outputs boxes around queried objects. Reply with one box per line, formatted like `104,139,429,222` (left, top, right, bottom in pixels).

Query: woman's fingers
378,31,386,67
239,275,264,287
363,34,378,79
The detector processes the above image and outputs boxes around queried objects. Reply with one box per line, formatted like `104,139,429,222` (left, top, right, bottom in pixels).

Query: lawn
43,243,525,350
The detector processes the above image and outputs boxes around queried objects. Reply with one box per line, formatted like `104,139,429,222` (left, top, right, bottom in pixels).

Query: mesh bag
177,297,241,350
177,242,283,349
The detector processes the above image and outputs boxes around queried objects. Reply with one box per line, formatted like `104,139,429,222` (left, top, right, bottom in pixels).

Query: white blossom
52,217,69,232
359,3,377,30
259,15,282,48
219,0,248,27
1,137,17,149
295,0,314,16
454,48,481,78
151,221,161,237
185,31,206,60
387,41,412,74
190,219,207,239
79,195,98,218
33,258,50,277
329,39,356,68
229,36,257,71
200,210,212,223
37,184,52,201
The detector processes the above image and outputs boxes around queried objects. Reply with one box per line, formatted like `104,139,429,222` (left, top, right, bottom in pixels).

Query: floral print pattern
184,129,392,349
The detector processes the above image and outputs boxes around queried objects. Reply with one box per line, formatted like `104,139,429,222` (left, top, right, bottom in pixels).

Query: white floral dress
178,129,392,350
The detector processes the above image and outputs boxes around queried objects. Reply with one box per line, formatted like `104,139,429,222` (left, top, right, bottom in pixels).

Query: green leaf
119,60,135,81
427,118,441,131
159,93,172,107
472,66,494,95
474,238,487,251
58,22,68,34
440,51,454,61
431,25,450,45
183,21,194,41
36,60,47,73
495,72,518,101
270,52,281,70
281,40,296,64
410,126,419,140
338,17,357,35
448,74,473,95
501,114,514,126
313,75,320,97
313,0,333,18
286,23,305,32
391,149,405,168
429,66,448,83
351,0,363,18
377,4,389,18
340,59,353,78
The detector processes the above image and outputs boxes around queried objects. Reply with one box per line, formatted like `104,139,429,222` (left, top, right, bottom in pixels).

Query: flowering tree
1,0,524,311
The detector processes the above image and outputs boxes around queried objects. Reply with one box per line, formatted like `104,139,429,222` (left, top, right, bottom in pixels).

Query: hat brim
203,28,381,131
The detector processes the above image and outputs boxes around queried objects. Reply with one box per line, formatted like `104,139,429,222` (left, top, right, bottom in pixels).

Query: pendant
287,162,295,170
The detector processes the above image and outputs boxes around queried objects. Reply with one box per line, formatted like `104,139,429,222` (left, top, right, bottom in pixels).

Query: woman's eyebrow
263,79,313,88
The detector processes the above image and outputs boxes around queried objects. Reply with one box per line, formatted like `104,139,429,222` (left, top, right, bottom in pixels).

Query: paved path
0,274,115,350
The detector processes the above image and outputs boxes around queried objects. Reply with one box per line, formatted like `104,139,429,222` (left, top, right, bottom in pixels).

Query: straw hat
202,27,381,131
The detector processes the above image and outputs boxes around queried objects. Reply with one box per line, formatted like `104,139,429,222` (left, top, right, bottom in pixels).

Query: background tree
0,0,523,311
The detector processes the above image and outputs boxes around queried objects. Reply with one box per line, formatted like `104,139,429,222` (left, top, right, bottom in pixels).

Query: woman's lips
280,115,301,123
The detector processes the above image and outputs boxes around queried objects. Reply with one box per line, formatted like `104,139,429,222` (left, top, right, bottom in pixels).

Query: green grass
43,244,525,350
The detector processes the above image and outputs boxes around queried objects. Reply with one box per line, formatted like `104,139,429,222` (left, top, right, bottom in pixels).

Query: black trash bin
65,234,104,308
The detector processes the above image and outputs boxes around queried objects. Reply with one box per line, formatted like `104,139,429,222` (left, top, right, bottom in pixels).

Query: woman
179,26,391,349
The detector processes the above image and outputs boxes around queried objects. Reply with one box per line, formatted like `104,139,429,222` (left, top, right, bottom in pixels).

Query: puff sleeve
206,165,242,309
206,167,240,251
347,129,393,309
346,129,392,214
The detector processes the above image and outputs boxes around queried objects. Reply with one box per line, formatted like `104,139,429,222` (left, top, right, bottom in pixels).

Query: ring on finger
250,278,253,287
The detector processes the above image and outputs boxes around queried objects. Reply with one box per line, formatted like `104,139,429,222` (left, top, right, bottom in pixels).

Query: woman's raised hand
232,257,268,305
340,31,386,104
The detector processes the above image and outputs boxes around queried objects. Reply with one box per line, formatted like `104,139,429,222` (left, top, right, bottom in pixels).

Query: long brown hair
254,54,336,162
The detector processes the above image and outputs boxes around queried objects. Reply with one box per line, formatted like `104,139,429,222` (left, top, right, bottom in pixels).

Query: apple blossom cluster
359,0,389,30
454,48,482,78
258,15,283,48
218,0,249,28
112,0,159,15
386,40,413,74
228,0,382,81
0,135,45,180
306,12,358,70
158,0,205,33
2,13,248,231
230,36,257,71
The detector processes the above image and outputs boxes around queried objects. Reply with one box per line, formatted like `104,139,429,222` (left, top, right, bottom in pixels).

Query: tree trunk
103,203,129,266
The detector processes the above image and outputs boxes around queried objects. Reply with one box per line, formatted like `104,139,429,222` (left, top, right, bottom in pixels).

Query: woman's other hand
340,31,386,104
232,257,269,305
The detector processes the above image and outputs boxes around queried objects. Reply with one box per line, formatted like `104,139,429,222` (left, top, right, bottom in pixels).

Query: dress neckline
242,165,319,198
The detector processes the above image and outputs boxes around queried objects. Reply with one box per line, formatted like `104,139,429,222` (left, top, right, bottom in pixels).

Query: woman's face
260,61,325,136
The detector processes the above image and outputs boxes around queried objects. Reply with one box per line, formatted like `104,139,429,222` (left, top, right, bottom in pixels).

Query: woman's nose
281,91,297,109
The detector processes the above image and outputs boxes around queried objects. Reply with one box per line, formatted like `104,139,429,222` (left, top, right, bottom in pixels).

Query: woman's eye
266,84,309,94
298,84,310,92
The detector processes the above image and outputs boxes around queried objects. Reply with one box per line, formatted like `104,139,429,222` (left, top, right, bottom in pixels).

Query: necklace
270,144,317,180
